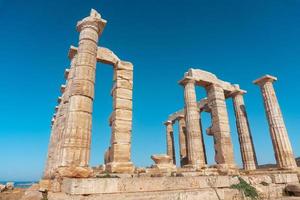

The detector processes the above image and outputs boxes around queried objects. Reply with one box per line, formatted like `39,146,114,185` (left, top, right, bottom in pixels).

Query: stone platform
36,172,299,200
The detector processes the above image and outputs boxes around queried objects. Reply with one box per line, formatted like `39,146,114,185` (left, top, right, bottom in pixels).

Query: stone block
114,69,133,81
113,97,132,110
113,79,133,90
69,96,93,113
106,161,134,173
111,130,131,143
116,61,133,71
70,79,95,99
110,143,131,162
110,109,132,122
112,119,132,132
73,65,96,83
271,173,299,184
112,87,132,100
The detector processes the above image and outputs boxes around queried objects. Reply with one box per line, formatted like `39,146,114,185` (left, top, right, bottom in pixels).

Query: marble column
177,115,188,167
106,61,134,173
231,90,257,170
179,77,206,169
165,120,176,165
254,75,296,169
43,114,58,179
206,83,235,169
59,9,106,169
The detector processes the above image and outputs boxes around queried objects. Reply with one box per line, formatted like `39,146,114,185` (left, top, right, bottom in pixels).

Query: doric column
177,115,188,167
254,75,296,169
106,60,134,173
165,120,176,165
179,77,206,169
231,90,257,170
59,9,106,170
206,83,235,169
43,114,57,179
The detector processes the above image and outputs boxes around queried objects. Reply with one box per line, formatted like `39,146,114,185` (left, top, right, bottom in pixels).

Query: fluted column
43,114,57,179
59,9,106,170
231,90,257,170
206,83,235,169
165,121,176,165
179,77,206,169
177,115,188,167
254,75,296,169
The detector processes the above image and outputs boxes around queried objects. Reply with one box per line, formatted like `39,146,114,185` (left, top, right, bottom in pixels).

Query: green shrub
230,177,259,199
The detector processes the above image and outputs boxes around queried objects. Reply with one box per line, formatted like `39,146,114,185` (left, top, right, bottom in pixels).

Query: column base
57,166,93,178
106,162,135,173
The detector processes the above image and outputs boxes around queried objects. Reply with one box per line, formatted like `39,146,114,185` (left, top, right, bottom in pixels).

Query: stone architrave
206,83,235,169
254,75,297,169
164,121,176,165
106,60,134,173
177,115,188,167
179,77,206,169
59,9,106,172
231,89,257,170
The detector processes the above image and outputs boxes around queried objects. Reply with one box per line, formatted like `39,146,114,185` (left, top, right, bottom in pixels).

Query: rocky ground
0,188,25,200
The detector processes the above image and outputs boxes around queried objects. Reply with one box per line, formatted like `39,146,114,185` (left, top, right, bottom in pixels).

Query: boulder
6,182,14,190
0,184,5,192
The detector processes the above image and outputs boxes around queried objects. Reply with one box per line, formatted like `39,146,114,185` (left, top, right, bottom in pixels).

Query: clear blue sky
0,0,300,181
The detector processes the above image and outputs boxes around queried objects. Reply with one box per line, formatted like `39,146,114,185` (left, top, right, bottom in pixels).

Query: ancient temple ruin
39,9,300,200
164,69,297,173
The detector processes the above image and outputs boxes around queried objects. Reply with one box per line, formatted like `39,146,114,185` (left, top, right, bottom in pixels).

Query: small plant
41,190,48,200
230,177,259,200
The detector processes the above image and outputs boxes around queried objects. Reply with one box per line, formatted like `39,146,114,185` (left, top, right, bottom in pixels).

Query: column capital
57,96,62,104
76,9,107,35
177,114,185,120
178,76,196,86
164,120,173,126
60,85,66,93
253,74,277,86
68,46,78,60
229,88,247,98
64,69,70,79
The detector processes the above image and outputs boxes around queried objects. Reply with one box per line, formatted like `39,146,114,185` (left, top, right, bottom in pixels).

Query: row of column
44,9,136,178
167,75,296,170
44,10,106,178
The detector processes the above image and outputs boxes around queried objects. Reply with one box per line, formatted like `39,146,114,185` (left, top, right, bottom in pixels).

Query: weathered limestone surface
180,77,206,169
254,75,297,170
59,9,106,171
164,121,176,164
206,83,235,169
106,61,134,173
48,188,241,200
231,90,257,170
60,173,299,195
178,115,188,167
